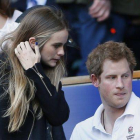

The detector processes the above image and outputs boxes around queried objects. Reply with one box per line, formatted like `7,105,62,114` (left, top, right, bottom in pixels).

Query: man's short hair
86,41,136,77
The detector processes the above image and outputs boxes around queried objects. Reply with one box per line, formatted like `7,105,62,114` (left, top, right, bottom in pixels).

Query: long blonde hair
0,6,68,132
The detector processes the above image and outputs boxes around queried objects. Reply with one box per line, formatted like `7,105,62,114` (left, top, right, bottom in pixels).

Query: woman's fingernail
35,42,38,45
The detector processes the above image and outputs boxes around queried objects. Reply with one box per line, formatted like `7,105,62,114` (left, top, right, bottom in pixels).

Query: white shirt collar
91,92,139,133
92,104,105,132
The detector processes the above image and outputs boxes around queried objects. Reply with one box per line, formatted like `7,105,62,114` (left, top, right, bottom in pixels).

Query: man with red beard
70,41,140,140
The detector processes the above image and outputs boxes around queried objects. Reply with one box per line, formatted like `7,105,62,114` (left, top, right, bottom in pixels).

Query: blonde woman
0,6,69,140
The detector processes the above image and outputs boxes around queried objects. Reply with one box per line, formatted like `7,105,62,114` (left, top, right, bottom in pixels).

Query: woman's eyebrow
52,43,63,46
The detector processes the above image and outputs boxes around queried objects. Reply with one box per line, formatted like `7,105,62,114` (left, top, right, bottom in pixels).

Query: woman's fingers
25,41,32,51
14,41,41,70
15,48,20,56
20,42,26,50
16,44,22,54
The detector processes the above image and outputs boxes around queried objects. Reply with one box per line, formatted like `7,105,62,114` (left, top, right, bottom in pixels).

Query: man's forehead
101,58,131,75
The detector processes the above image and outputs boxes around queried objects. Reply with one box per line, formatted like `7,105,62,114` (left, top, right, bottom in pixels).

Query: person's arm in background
89,0,111,22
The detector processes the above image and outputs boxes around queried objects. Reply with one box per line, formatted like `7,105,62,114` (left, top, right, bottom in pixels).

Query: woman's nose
57,47,64,56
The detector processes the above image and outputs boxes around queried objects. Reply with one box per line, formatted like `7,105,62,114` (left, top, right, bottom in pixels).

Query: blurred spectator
11,0,47,12
55,0,118,76
55,0,140,76
11,0,27,12
27,0,47,9
47,0,55,6
111,0,140,70
0,0,22,38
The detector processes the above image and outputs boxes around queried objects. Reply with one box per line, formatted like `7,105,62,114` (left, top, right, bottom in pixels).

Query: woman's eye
53,43,62,48
54,45,60,48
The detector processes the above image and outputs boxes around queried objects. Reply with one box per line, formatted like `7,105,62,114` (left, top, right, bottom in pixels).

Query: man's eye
110,76,116,79
107,76,116,79
122,75,128,78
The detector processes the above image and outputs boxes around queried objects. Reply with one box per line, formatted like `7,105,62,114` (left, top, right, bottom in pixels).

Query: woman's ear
91,74,99,87
29,37,36,49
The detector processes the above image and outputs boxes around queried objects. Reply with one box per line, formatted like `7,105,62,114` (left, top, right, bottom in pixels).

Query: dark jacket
55,0,91,4
0,63,69,140
111,0,140,16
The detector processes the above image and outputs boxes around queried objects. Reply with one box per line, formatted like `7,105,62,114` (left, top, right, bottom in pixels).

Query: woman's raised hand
15,41,41,70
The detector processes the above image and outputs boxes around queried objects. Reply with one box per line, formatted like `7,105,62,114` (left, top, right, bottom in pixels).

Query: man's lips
114,93,126,96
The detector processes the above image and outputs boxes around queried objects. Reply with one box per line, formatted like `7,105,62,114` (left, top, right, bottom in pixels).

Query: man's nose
116,77,124,89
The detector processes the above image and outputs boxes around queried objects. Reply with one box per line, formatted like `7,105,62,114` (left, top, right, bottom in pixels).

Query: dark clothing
56,0,91,4
0,62,69,140
111,0,140,16
56,0,140,15
11,0,27,12
56,1,140,76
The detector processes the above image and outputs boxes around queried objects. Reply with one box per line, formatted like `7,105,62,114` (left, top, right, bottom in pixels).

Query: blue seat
62,80,140,140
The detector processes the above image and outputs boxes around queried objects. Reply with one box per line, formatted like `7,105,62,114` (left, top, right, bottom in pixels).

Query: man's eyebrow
105,74,116,77
105,71,131,76
122,71,131,75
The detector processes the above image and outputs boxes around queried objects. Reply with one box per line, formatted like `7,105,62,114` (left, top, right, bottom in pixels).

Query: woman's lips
51,59,59,62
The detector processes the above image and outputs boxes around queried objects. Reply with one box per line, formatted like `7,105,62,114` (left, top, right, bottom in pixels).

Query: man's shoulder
76,104,103,129
75,116,94,131
70,115,98,140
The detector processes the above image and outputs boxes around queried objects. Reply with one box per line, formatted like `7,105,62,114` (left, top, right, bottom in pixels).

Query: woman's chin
46,62,57,68
41,61,56,68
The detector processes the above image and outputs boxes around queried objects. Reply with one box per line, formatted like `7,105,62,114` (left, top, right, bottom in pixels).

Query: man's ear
29,37,36,49
91,74,99,87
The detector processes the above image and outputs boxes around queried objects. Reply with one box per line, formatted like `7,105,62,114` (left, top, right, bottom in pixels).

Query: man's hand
89,0,111,22
15,41,41,70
